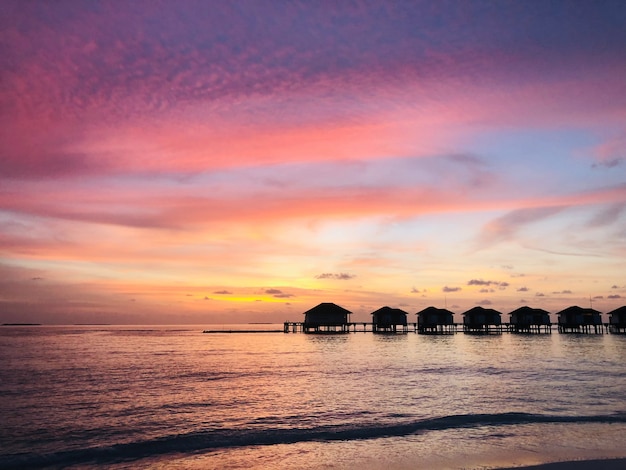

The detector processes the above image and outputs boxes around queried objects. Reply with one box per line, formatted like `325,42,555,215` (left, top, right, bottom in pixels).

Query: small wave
3,412,626,469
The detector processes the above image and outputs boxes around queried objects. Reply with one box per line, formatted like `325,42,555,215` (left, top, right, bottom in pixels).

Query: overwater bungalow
508,306,552,333
556,306,603,334
608,306,626,334
416,306,455,334
302,302,351,333
462,306,502,333
371,306,408,333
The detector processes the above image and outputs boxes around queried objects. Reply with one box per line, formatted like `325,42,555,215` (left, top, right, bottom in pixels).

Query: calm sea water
1,325,626,469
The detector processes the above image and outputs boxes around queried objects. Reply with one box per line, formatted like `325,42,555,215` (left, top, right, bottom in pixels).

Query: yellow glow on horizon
212,295,295,304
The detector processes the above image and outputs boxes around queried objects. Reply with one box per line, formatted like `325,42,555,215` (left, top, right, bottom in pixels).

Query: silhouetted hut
462,306,502,333
303,302,351,333
371,306,408,333
416,306,455,334
509,306,552,333
556,306,602,333
608,306,626,334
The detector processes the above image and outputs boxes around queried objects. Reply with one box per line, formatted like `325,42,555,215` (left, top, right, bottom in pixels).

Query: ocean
1,325,625,469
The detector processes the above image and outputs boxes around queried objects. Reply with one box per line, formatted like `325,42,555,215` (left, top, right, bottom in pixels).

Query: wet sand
502,457,626,469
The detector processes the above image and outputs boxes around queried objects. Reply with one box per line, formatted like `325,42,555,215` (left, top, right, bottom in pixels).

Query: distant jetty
203,329,283,333
2,323,42,326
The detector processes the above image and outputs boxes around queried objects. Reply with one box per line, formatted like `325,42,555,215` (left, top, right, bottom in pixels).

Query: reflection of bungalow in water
556,306,603,334
371,306,408,333
462,306,502,333
509,306,552,333
416,306,455,334
608,306,626,334
303,302,351,333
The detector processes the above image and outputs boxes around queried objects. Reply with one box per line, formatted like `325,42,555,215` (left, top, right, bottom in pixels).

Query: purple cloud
608,294,622,299
592,158,624,169
587,203,625,228
477,299,493,306
517,287,529,292
265,288,294,298
468,279,495,286
443,286,461,293
316,273,355,280
213,290,232,295
468,279,510,289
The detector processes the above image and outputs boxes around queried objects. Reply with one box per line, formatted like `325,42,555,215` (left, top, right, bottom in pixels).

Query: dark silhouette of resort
609,306,626,333
283,302,626,334
301,302,352,333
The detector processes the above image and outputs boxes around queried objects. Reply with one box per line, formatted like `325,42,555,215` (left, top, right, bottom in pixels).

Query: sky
1,0,625,324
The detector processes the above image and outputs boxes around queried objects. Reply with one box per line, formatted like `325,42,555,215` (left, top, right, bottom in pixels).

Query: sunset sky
1,1,625,324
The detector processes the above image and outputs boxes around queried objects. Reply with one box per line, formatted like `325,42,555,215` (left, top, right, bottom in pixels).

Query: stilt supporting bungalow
509,306,552,333
608,306,626,334
556,306,603,334
416,306,456,334
462,306,503,333
371,306,409,333
302,302,352,333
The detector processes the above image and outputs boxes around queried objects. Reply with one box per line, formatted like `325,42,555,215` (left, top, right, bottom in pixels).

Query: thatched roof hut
462,306,502,332
416,306,455,334
556,306,602,333
303,302,351,333
371,306,408,333
509,306,551,333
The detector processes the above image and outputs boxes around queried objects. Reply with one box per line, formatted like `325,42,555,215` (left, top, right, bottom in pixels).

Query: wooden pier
284,322,485,334
284,322,391,333
283,322,616,334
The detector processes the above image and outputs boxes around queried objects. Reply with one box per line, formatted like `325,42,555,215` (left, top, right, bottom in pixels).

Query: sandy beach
503,458,626,469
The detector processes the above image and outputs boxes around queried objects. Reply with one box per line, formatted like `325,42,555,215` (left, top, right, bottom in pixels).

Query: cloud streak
316,273,356,280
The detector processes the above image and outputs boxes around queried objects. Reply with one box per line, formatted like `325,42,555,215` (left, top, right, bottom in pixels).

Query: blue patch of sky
464,128,622,194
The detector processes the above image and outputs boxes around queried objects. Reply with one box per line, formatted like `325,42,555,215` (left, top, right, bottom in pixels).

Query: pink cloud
478,207,566,246
591,134,626,168
474,183,626,248
3,2,625,185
